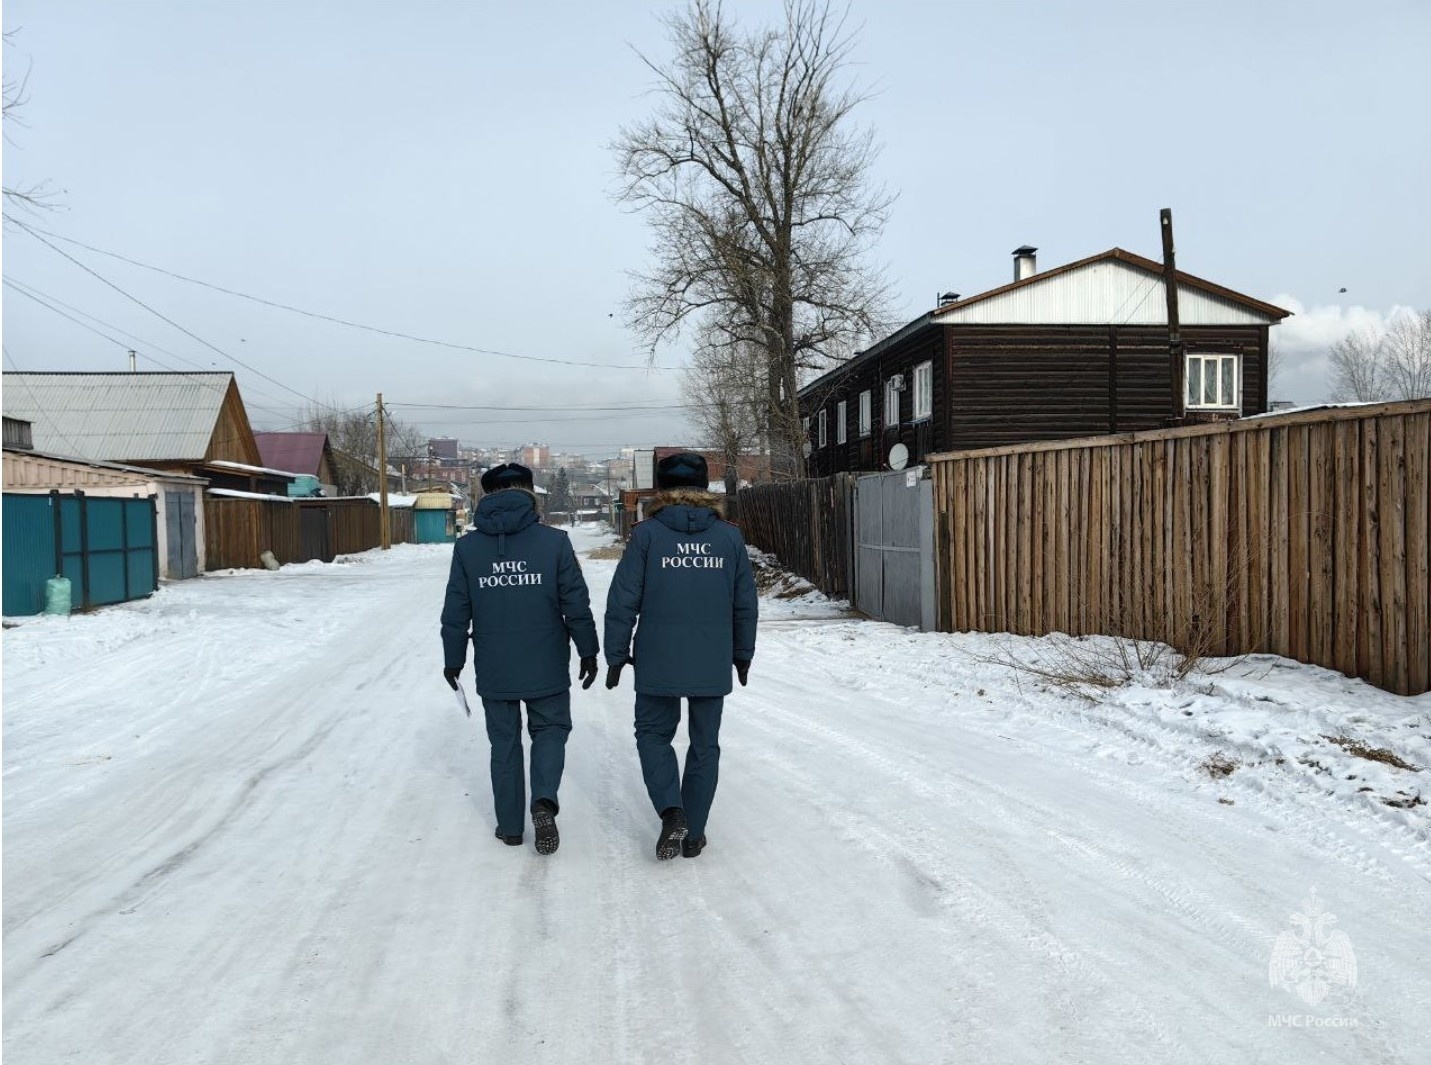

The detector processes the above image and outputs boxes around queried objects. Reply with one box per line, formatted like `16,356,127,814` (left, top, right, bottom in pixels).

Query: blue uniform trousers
634,693,724,839
481,690,572,837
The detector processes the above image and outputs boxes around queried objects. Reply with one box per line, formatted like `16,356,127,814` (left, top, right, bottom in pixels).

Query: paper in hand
453,684,472,718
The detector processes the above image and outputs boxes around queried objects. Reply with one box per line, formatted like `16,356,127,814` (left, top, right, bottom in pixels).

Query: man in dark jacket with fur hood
441,463,599,855
604,452,758,861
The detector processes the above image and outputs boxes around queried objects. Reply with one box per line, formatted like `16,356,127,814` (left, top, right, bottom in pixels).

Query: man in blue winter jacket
604,452,758,861
441,463,600,855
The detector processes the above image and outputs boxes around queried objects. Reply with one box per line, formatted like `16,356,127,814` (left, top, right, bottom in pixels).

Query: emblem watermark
1266,888,1359,1028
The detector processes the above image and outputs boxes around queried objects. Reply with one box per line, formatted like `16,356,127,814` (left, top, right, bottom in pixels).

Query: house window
817,409,827,448
836,400,847,445
884,377,900,427
858,390,872,437
1186,353,1240,410
913,361,933,421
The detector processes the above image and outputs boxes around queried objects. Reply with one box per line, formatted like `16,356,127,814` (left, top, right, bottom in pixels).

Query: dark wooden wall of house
802,322,1268,471
945,324,1267,452
802,327,947,477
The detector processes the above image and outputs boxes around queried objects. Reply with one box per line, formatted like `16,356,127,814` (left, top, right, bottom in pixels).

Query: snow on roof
2,371,239,462
208,459,302,479
367,492,418,507
207,488,294,502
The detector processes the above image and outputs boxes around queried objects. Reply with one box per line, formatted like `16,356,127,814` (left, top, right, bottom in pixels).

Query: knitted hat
480,463,534,493
655,452,709,490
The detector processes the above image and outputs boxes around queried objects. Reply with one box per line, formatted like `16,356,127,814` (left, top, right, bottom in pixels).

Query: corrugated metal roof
1,372,235,462
254,432,329,477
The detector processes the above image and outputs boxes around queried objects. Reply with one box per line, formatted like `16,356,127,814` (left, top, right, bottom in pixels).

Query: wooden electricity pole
376,392,391,549
1161,208,1185,421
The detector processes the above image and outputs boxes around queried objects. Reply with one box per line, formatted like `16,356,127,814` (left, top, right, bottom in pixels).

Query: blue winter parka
604,490,758,697
441,490,599,700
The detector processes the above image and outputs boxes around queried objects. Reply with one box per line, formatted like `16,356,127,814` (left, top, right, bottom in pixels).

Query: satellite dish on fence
888,443,909,470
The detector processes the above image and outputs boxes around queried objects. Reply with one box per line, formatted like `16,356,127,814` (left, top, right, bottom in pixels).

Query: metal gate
300,504,334,562
852,468,935,629
164,490,199,579
2,491,158,614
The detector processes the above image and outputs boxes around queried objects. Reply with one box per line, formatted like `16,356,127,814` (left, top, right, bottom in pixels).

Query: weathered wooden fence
205,497,416,570
929,398,1430,696
733,474,856,597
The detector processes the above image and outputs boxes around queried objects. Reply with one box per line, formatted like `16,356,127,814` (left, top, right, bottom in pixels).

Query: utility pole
1161,208,1185,421
376,392,391,549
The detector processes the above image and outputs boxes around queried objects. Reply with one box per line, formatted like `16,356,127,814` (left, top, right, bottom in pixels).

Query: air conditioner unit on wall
889,373,905,391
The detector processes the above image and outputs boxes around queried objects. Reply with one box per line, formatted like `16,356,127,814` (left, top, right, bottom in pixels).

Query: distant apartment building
520,443,550,468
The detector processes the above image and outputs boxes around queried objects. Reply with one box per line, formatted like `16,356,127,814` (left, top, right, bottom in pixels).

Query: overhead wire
10,218,327,406
3,277,304,411
8,218,678,371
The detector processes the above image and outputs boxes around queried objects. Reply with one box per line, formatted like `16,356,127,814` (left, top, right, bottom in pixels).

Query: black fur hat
656,452,709,490
480,463,534,493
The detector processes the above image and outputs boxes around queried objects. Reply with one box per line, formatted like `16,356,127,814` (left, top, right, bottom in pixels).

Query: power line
10,218,326,406
3,277,302,411
385,401,693,412
8,219,679,372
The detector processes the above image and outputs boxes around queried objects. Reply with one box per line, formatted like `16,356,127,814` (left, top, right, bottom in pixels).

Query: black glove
579,656,599,690
734,659,750,686
443,666,462,691
605,662,625,690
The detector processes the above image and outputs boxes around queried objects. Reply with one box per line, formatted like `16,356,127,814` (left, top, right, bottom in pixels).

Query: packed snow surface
4,525,1428,1064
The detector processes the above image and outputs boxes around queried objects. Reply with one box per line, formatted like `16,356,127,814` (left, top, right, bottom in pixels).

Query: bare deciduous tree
615,0,893,479
1382,310,1431,401
296,403,427,496
682,322,769,490
1327,326,1386,403
3,30,61,213
1327,313,1431,403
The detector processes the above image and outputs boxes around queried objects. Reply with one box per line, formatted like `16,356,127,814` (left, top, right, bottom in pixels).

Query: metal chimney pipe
128,350,137,372
1012,245,1038,282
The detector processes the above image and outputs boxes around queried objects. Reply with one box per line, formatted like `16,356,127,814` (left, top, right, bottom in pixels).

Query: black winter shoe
656,807,688,861
532,800,559,856
496,829,523,846
681,835,706,858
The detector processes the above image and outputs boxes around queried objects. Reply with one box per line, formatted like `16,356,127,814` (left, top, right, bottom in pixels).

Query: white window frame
858,390,872,437
1186,353,1240,411
836,400,847,445
884,377,900,427
913,360,934,422
817,409,827,448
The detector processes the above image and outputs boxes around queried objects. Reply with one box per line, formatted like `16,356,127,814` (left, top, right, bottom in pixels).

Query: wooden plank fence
205,497,416,571
929,398,1431,696
732,474,856,597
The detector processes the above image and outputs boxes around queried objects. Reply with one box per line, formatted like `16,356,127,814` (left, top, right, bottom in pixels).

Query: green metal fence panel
4,492,158,614
125,499,157,594
2,494,59,616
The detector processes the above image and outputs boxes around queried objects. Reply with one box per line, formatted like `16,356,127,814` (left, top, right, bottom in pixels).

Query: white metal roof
1,372,236,462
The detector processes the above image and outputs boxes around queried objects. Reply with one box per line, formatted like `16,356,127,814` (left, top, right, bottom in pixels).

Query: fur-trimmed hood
646,489,723,534
645,488,722,517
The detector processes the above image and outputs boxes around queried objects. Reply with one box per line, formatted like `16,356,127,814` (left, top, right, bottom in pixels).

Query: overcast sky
3,0,1427,456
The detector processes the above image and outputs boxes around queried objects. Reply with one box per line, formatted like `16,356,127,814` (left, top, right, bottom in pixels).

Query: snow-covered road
4,525,1429,1064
